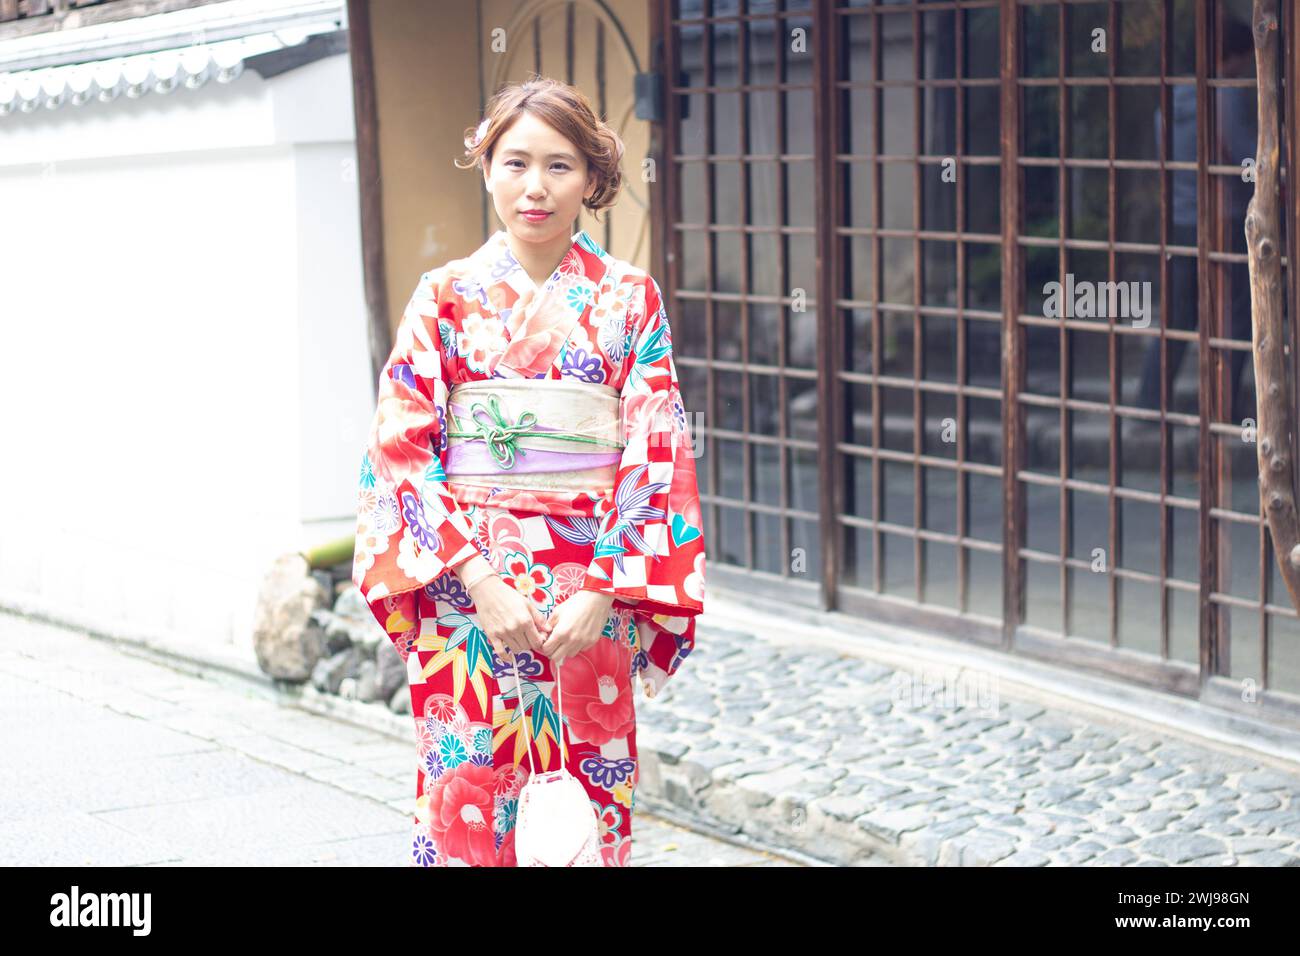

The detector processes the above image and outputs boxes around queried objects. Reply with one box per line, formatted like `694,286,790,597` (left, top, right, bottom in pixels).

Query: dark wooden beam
345,0,391,387
999,0,1022,651
814,0,837,611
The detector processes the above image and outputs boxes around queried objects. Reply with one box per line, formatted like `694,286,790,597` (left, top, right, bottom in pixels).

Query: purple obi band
443,379,624,493
445,411,622,474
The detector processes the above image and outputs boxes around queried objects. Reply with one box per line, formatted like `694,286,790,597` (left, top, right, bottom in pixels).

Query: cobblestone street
635,598,1300,866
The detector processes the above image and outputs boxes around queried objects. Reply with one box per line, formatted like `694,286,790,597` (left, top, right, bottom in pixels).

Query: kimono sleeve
351,272,485,657
580,277,707,692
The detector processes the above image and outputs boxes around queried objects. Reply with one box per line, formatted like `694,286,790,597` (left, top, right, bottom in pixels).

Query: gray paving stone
1148,744,1205,764
1137,833,1228,863
1084,750,1125,765
1013,815,1062,837
1000,702,1047,721
1118,756,1155,772
1204,785,1240,803
1114,797,1152,812
878,789,945,810
1097,826,1139,845
654,737,692,764
1041,751,1085,770
1062,842,1104,864
809,794,872,823
1095,847,1139,865
1035,784,1085,806
1036,833,1082,851
1073,731,1118,750
1238,770,1298,792
1235,809,1300,833
827,741,883,764
0,810,182,866
1057,799,1103,814
1229,835,1290,853
713,755,800,782
855,788,917,816
932,799,994,820
983,813,1028,829
1233,850,1300,866
218,734,347,774
1178,804,1239,826
1171,771,1228,790
899,815,981,865
1131,810,1184,832
856,805,934,845
1030,724,1076,748
947,830,1018,866
987,724,1027,743
996,849,1051,866
1069,766,1111,783
1089,772,1135,790
1240,791,1282,811
737,765,842,804
1136,764,1183,782
1121,777,1169,795
1204,821,1247,838
685,748,747,775
1125,734,1165,753
96,782,405,857
1158,792,1198,811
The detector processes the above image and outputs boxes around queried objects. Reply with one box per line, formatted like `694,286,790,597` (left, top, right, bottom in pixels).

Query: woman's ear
481,155,492,192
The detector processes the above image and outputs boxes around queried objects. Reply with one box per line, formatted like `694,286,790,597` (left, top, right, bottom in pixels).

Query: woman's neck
504,228,573,288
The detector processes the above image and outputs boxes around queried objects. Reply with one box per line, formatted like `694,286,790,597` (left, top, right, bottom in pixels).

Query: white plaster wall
0,51,370,653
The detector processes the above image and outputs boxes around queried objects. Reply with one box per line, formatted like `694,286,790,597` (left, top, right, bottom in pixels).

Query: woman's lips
521,211,551,221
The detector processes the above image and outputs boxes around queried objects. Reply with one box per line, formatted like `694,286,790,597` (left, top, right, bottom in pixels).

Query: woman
352,77,706,867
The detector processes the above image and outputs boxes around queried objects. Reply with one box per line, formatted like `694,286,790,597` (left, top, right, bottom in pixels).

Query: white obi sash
443,379,625,494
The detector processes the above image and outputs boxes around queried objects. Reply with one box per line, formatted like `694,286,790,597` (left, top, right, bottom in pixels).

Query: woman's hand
541,589,616,666
467,574,552,659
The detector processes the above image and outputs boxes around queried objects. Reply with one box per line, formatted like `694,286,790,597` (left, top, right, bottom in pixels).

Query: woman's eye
504,160,568,171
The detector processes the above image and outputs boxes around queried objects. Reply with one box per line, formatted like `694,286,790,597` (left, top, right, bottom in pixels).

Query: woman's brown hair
454,76,625,222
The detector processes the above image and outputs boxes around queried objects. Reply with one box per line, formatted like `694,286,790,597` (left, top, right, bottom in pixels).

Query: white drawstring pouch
510,654,603,867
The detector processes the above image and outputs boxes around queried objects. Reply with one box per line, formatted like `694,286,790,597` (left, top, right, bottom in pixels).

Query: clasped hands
456,555,614,666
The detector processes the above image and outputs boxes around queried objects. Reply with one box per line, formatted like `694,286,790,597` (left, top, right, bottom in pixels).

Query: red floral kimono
352,228,706,866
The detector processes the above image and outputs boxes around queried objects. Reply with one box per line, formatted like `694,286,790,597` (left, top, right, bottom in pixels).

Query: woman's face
482,111,596,245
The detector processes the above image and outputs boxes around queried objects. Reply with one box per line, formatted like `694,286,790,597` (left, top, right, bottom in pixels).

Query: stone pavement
635,597,1300,866
0,612,803,867
10,588,1300,867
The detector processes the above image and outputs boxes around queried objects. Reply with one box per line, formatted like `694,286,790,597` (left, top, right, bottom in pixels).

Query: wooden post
345,0,392,388
1244,0,1300,610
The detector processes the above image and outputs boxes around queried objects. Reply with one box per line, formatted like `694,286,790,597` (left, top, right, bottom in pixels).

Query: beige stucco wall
369,0,484,331
370,0,653,338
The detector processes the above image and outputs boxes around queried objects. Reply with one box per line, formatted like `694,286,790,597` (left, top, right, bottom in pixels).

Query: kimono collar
482,228,600,292
475,227,611,379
